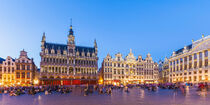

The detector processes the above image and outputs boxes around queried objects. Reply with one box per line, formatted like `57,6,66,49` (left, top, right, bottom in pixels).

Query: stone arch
81,76,85,79
49,76,54,79
62,76,67,79
56,76,61,79
42,76,47,78
69,67,73,73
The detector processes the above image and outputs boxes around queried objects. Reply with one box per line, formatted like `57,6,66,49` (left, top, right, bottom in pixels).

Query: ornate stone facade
0,57,4,84
158,57,169,83
15,50,37,85
100,49,159,85
0,50,37,86
169,35,210,83
40,25,98,85
0,56,15,85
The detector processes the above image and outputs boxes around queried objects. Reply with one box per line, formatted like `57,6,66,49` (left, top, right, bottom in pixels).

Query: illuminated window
114,69,116,74
8,67,10,72
27,65,30,70
204,50,208,57
16,72,20,78
22,65,25,70
17,65,20,70
189,55,192,61
22,72,25,78
118,57,120,61
199,52,202,59
27,72,30,78
194,53,197,59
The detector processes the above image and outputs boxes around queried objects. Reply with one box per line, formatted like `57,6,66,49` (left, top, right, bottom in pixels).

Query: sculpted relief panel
192,39,210,53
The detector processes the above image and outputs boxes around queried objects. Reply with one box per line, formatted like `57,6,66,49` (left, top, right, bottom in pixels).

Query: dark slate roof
0,57,5,64
75,46,95,56
75,46,95,53
37,68,40,72
45,42,67,54
12,58,15,62
44,42,95,56
175,44,192,54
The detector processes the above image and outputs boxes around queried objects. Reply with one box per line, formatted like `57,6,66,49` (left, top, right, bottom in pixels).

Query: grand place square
0,1,210,105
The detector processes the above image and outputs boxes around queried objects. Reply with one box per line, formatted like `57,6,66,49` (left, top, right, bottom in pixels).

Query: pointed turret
41,32,46,51
94,39,98,55
42,32,46,42
130,49,132,54
69,25,74,36
94,39,97,48
68,19,75,45
68,19,74,36
20,49,28,58
147,53,151,58
67,19,76,56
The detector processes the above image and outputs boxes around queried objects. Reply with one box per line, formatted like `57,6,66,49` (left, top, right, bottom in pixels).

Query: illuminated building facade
0,56,15,85
0,50,37,86
169,35,210,83
0,57,4,85
39,24,98,85
101,49,159,85
15,50,37,85
158,57,169,83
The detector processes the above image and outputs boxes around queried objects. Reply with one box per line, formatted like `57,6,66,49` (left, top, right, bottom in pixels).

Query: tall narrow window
22,72,25,78
194,53,197,60
204,50,208,57
22,65,25,70
27,65,30,70
16,72,20,78
27,72,30,79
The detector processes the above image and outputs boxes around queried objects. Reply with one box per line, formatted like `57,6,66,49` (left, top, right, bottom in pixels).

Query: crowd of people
158,82,210,94
0,86,73,96
0,82,209,96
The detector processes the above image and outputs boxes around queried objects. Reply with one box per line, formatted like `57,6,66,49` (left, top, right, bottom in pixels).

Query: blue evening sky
0,0,210,68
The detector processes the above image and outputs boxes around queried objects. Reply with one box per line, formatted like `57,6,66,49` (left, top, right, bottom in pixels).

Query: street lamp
113,82,117,86
34,80,39,85
202,77,205,82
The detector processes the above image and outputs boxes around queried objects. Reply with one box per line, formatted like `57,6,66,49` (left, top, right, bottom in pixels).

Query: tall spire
94,39,97,48
202,34,204,38
42,32,46,42
69,18,74,36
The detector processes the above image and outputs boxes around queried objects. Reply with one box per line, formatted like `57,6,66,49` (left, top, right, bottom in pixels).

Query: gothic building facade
40,25,98,85
100,49,159,85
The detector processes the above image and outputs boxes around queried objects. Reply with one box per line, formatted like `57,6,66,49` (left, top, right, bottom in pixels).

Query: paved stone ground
0,87,209,105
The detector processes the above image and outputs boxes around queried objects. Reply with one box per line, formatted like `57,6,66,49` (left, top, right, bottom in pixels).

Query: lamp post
34,79,39,86
0,82,2,87
202,77,205,83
